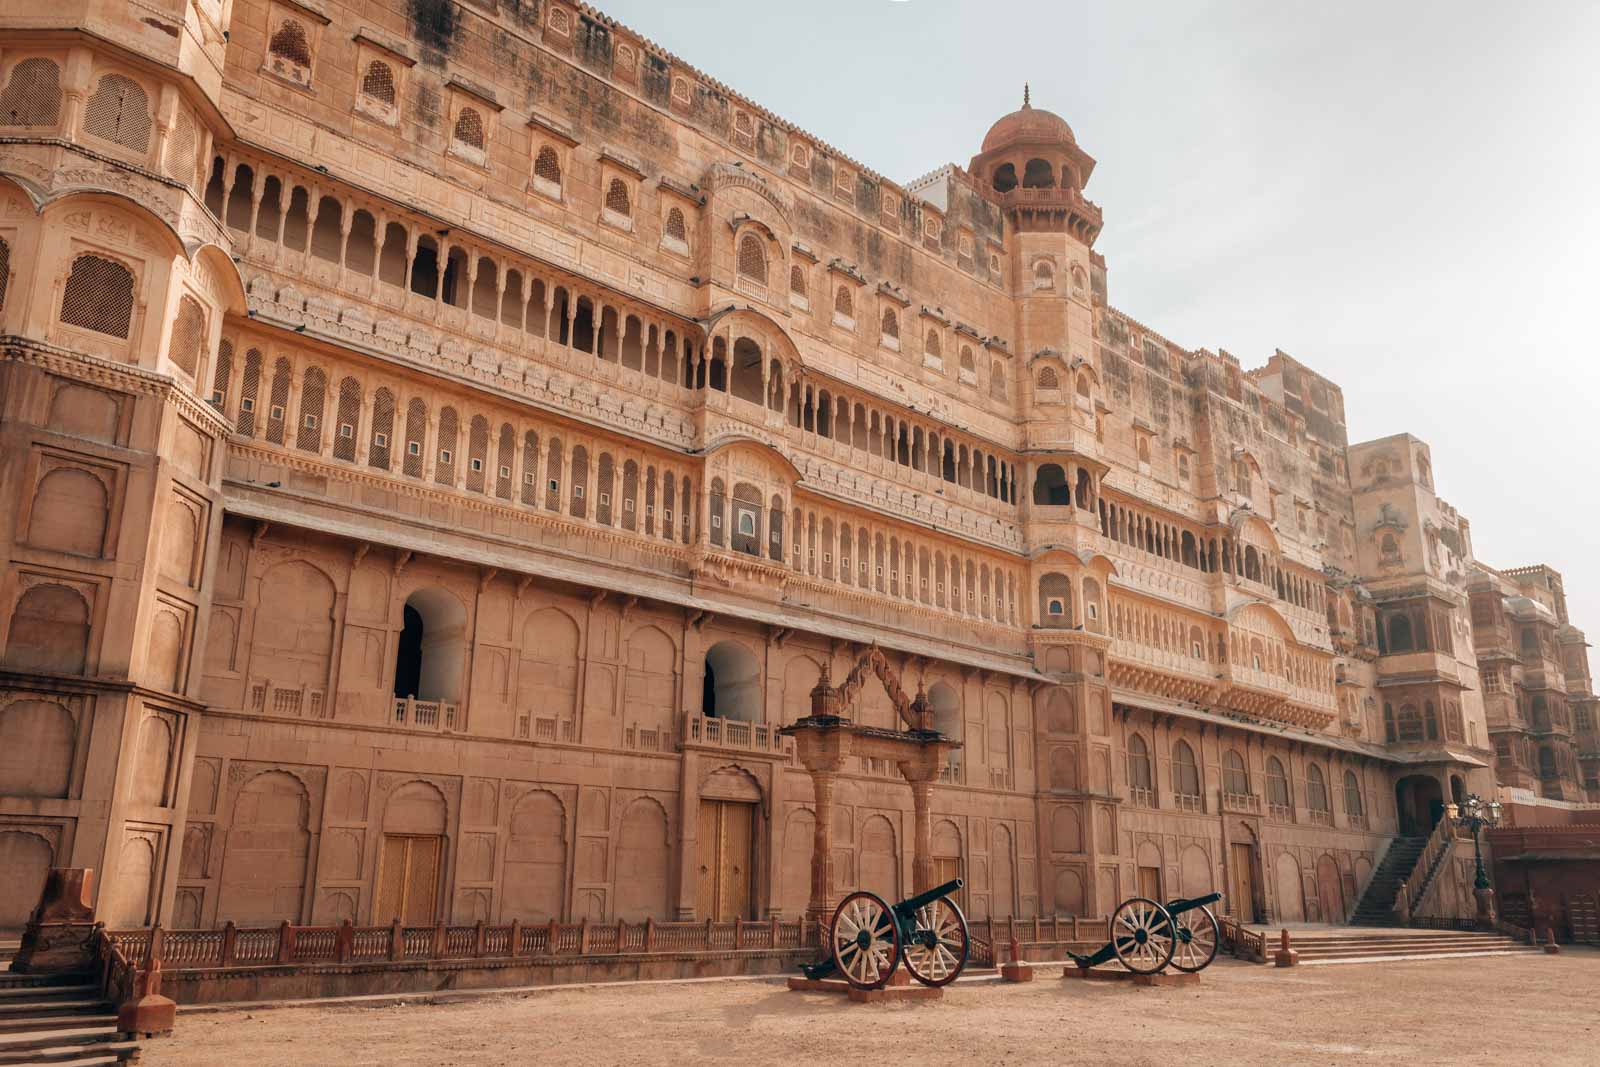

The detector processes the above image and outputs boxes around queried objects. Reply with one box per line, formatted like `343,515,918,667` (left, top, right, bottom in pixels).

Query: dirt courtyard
146,952,1598,1067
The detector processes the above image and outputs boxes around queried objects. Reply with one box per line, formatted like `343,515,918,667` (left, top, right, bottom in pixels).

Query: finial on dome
1023,83,1031,108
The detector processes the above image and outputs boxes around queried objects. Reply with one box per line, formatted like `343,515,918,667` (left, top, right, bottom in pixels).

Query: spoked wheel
902,897,970,987
1170,904,1220,973
830,891,901,989
1110,896,1177,974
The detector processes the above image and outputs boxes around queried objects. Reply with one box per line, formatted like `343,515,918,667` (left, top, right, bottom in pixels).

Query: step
0,985,98,1000
0,1038,140,1066
0,1000,107,1018
0,1014,116,1037
1300,948,1542,967
0,1023,118,1048
1293,942,1527,958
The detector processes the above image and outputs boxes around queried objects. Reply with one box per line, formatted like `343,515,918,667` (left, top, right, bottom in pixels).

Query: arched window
1306,763,1329,813
664,206,686,242
1033,260,1054,290
1038,572,1072,628
1036,366,1059,390
959,345,976,377
790,264,807,300
453,107,484,150
1022,158,1055,188
834,284,853,319
1266,757,1290,811
991,162,1017,193
393,589,467,706
605,177,631,218
533,145,562,192
1423,700,1440,741
1032,463,1070,506
924,328,941,359
1343,771,1364,820
1173,741,1201,804
736,232,767,284
60,254,134,338
1397,704,1423,742
1383,702,1396,742
1222,749,1249,796
880,307,899,342
360,60,395,106
702,641,761,722
989,360,1007,401
1127,734,1153,797
83,74,150,154
0,58,63,128
269,20,312,67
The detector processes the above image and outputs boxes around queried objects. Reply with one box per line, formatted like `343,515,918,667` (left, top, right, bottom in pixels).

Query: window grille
736,233,766,284
369,388,394,470
495,424,514,499
268,20,312,68
360,60,395,106
925,328,941,358
521,431,540,504
0,57,62,128
453,107,485,150
167,295,205,377
466,415,489,492
881,308,899,340
265,357,290,445
237,348,262,436
534,145,562,187
164,108,198,187
333,377,361,461
83,73,151,154
989,361,1007,401
605,178,631,217
435,407,458,484
60,254,134,338
402,398,426,477
664,207,686,241
834,285,852,317
790,264,806,297
209,339,232,412
296,367,326,452
0,236,10,315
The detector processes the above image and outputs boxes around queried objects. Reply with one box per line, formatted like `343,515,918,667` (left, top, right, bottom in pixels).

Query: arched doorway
928,682,961,779
702,641,761,721
394,589,467,704
373,781,447,924
1450,774,1466,807
1228,824,1260,923
1315,855,1345,924
1395,774,1444,837
696,767,761,920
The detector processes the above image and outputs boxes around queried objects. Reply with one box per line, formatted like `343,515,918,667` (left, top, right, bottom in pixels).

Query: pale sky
601,0,1600,638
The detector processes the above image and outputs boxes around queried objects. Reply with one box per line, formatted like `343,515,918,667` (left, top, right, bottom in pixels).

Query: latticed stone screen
605,178,631,217
60,254,135,338
534,146,562,186
83,74,150,154
737,234,766,284
403,398,426,478
369,387,395,470
165,109,198,187
265,357,290,445
209,339,232,411
454,107,484,150
521,431,540,505
435,407,458,485
664,207,686,242
167,295,205,378
0,236,10,315
466,415,488,492
236,348,262,436
360,60,395,106
0,58,62,127
296,367,326,452
333,377,361,462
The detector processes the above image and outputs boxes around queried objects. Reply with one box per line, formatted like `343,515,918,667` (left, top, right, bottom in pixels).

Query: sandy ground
144,951,1598,1067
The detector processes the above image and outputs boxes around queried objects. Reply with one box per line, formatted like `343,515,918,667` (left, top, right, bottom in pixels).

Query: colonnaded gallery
0,0,1596,938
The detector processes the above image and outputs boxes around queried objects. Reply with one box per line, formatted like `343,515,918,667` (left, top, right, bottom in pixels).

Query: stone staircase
0,974,140,1065
1349,835,1427,926
1287,928,1542,965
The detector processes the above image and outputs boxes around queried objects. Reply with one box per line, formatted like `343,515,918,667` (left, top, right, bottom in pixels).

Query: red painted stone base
786,976,944,1002
1000,961,1035,982
1061,966,1200,988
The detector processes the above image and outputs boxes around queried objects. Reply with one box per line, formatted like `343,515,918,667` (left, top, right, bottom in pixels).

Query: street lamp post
1446,792,1502,930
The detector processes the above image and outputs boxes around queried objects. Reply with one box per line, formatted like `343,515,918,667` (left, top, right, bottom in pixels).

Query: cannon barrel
894,878,964,917
1165,892,1223,914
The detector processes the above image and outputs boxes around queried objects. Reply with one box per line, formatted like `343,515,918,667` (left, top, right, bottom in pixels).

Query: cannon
801,879,970,990
1069,892,1221,975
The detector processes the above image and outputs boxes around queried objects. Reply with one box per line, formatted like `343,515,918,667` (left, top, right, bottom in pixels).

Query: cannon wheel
1110,896,1177,974
1169,903,1220,973
902,897,969,987
830,891,901,989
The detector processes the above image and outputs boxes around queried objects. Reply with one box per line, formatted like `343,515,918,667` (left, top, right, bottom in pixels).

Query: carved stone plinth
117,961,177,1038
12,868,100,976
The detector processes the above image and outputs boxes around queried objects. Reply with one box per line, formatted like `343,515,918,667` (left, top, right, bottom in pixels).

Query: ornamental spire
1023,83,1031,108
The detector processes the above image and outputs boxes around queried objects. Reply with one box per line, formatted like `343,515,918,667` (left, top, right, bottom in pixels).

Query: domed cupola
970,86,1101,241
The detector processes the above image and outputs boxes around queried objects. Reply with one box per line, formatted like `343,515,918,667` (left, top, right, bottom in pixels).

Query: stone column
908,778,935,895
807,768,839,922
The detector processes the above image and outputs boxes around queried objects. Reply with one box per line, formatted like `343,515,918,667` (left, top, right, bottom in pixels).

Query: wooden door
1230,843,1257,922
374,834,441,924
696,800,755,920
1137,865,1161,901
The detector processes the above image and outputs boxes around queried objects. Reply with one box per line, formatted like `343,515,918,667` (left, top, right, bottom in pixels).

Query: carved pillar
808,768,838,922
909,778,935,895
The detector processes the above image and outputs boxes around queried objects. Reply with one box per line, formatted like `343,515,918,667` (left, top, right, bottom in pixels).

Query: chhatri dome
979,83,1079,155
968,85,1101,240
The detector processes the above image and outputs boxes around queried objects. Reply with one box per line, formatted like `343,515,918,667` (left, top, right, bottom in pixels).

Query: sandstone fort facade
0,0,1595,936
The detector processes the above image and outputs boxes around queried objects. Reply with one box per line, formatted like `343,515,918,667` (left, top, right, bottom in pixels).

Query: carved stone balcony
681,714,795,761
392,696,460,732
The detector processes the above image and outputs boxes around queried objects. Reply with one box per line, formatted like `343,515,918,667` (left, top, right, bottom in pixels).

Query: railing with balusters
392,696,460,731
1393,816,1457,923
